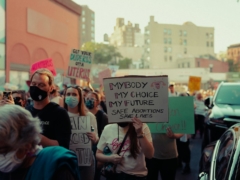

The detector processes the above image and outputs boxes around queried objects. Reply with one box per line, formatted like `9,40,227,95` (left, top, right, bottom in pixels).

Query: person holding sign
96,118,154,180
64,85,99,180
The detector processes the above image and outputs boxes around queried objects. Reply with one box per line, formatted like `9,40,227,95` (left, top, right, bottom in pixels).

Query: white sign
69,116,92,166
103,76,169,123
67,49,92,81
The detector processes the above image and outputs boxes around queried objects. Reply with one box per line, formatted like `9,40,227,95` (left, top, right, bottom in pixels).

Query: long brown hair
128,123,140,159
64,85,86,116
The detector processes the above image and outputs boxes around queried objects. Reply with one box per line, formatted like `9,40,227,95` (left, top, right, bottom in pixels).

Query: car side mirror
198,172,208,180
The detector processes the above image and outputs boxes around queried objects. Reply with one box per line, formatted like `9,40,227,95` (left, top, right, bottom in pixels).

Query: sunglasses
14,97,22,101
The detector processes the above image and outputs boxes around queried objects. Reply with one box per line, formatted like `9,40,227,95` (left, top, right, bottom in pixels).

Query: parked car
199,123,240,180
202,82,240,149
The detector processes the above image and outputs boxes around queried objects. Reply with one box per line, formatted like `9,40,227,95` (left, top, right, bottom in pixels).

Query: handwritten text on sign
188,76,201,92
67,49,92,81
69,116,92,166
147,96,195,134
103,76,169,123
30,58,56,76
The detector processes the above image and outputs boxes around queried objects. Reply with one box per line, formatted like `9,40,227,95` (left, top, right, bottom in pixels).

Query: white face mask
0,150,25,173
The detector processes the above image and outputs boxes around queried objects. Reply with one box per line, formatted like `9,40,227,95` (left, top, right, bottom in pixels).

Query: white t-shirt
68,111,99,140
97,123,152,177
194,100,207,117
168,91,178,97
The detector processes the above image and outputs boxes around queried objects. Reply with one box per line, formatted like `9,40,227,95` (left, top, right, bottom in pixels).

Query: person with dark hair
96,119,154,180
64,85,98,180
12,90,26,107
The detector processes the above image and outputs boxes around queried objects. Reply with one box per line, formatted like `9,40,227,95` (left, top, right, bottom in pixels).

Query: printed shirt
97,123,152,177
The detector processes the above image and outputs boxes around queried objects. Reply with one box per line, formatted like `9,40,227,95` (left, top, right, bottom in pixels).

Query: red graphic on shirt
110,138,130,156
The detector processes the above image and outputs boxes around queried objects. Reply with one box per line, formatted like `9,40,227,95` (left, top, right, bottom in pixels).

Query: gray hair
0,105,42,151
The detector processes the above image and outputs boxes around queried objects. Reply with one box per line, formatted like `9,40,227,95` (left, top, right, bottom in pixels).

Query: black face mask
117,122,129,128
14,97,22,106
30,86,48,102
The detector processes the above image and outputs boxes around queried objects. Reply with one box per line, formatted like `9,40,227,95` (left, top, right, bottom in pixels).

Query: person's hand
87,132,98,144
0,98,14,106
109,154,122,164
166,127,175,139
132,117,143,135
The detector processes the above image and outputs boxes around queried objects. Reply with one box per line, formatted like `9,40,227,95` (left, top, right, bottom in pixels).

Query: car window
215,131,234,180
215,85,240,105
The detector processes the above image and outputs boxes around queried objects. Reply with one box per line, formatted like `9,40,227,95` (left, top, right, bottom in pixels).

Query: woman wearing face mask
96,118,154,180
50,84,64,107
0,105,80,180
85,92,109,180
64,85,99,180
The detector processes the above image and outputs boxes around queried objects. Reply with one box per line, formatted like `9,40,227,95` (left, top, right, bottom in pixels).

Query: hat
169,82,175,87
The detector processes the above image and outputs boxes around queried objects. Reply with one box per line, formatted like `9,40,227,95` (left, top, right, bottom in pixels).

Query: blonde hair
30,68,54,86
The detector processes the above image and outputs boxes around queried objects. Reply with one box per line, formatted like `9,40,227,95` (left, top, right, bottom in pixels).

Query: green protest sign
147,96,195,134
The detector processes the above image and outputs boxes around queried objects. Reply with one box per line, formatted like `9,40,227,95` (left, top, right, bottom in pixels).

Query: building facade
144,16,215,69
177,57,229,73
227,43,240,63
5,0,81,89
109,18,142,47
0,0,5,88
80,5,95,46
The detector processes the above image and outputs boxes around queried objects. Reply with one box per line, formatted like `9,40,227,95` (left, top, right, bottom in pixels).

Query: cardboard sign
99,68,111,85
67,49,92,81
30,58,56,76
188,76,201,92
147,96,195,134
103,76,169,123
69,116,92,166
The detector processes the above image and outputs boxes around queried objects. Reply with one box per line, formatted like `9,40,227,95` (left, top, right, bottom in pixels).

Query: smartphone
3,91,12,100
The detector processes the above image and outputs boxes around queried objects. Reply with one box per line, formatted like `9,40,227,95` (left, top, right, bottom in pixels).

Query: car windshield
215,85,240,105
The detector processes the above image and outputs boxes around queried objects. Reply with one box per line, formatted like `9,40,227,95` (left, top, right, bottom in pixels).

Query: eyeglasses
85,97,97,101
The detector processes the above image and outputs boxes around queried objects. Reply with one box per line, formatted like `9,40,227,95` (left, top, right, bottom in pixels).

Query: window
168,29,172,35
91,33,95,38
197,61,200,67
207,42,209,47
215,85,240,105
168,38,172,44
168,47,172,52
187,62,190,67
164,38,167,44
164,29,167,34
209,33,213,38
91,26,95,32
91,13,94,19
206,33,209,38
184,48,187,54
183,31,187,36
179,30,182,36
164,56,167,61
169,56,172,61
183,39,187,46
82,24,85,29
82,17,85,22
147,48,150,52
147,39,150,43
211,42,214,47
164,47,168,53
91,20,94,25
82,10,85,15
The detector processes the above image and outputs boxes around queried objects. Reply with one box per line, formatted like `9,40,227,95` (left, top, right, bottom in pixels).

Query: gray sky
73,0,240,53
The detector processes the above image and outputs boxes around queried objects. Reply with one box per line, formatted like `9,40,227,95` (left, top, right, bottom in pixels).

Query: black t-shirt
95,110,108,137
26,102,71,149
100,101,107,114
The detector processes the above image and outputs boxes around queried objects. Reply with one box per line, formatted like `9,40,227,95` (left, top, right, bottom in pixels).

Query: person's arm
86,112,99,144
166,127,184,139
55,108,71,149
40,134,59,147
96,149,122,164
132,118,154,159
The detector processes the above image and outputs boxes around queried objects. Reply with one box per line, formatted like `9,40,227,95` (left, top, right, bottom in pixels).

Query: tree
81,42,122,64
227,59,239,72
118,58,132,69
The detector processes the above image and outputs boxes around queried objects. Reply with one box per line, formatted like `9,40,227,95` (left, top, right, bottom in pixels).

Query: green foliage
81,42,122,64
227,59,239,72
118,58,132,69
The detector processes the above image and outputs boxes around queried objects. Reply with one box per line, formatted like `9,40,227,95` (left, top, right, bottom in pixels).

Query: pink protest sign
30,58,57,76
98,68,112,85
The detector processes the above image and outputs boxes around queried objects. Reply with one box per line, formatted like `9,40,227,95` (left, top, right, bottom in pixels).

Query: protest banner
188,76,201,92
69,116,92,166
98,68,111,85
147,96,195,134
67,49,92,81
103,76,169,123
30,58,56,76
